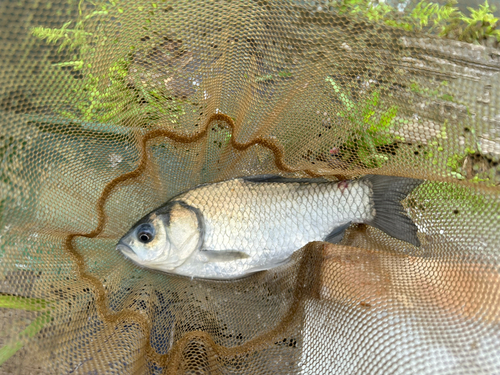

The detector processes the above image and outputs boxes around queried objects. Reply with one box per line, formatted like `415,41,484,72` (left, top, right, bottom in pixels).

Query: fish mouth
117,243,135,257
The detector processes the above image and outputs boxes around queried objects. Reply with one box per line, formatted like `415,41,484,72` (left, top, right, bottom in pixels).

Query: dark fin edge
362,175,424,247
243,175,329,184
324,222,352,244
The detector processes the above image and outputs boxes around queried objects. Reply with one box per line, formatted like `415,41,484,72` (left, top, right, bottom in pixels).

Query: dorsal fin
242,175,329,184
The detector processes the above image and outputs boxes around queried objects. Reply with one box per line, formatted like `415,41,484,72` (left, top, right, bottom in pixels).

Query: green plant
409,80,455,102
444,0,500,42
414,180,497,214
331,0,461,32
445,147,474,179
330,0,500,45
56,58,185,124
387,0,461,33
31,7,108,70
254,70,293,82
423,121,498,185
326,77,401,169
334,0,395,22
31,0,186,127
0,296,51,366
445,149,497,185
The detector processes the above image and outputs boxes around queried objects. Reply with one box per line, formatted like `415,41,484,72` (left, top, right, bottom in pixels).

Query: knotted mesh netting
0,0,499,373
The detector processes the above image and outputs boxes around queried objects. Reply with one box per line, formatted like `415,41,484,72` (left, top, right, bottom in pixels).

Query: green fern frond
31,21,72,44
31,22,92,52
409,0,460,32
84,10,109,20
463,0,498,25
53,60,85,70
411,2,438,28
452,0,500,42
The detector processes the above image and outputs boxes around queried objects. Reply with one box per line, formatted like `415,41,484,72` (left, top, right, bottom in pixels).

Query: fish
116,174,424,280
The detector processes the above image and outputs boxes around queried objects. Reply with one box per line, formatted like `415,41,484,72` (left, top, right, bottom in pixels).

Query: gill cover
161,201,204,269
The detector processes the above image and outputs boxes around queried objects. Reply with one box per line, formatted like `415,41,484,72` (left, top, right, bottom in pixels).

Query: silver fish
117,175,423,279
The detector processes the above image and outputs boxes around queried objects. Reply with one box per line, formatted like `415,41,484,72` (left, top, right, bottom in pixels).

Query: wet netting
1,0,500,373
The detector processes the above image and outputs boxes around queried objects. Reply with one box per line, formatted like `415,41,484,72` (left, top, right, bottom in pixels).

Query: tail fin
363,175,424,247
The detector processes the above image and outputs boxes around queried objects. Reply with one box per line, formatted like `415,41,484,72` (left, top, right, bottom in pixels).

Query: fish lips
116,243,136,258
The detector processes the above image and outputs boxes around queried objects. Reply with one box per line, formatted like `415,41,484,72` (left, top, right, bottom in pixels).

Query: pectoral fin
245,257,292,274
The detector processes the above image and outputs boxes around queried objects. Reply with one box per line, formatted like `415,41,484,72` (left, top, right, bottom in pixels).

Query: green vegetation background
29,0,500,185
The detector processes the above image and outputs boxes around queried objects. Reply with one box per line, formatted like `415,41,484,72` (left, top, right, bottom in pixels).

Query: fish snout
117,243,135,257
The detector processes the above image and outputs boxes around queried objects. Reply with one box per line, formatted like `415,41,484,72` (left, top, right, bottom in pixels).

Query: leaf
84,10,109,20
377,105,398,131
0,313,50,366
31,22,71,44
0,296,51,366
0,296,48,311
357,146,374,167
53,60,84,70
326,77,354,110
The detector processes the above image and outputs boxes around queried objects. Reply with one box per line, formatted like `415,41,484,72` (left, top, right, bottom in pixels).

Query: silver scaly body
175,178,372,278
117,175,423,279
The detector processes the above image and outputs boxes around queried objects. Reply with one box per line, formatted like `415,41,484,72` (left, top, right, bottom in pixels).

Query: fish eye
136,224,155,244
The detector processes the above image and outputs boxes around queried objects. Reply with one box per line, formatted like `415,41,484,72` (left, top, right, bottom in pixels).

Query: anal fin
324,222,351,244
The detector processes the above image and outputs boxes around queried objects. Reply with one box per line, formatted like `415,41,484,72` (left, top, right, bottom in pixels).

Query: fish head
117,201,202,271
117,213,169,264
